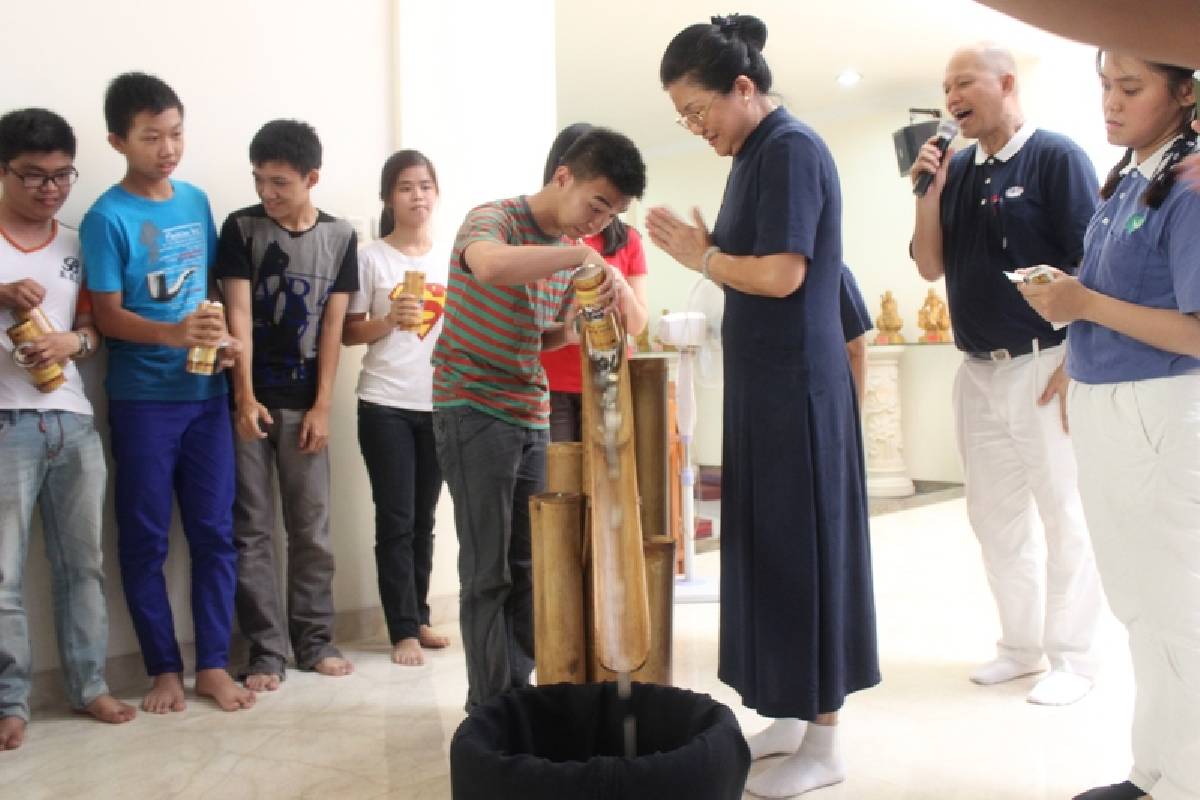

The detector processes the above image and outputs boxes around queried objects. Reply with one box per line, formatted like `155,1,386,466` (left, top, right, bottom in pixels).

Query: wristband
701,245,720,282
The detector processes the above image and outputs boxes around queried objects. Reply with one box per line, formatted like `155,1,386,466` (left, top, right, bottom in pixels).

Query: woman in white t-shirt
343,150,449,666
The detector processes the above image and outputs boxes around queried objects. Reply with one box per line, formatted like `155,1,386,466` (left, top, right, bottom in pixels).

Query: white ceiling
555,0,1063,155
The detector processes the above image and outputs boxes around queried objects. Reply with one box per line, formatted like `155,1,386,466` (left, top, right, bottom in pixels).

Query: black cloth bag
450,682,750,799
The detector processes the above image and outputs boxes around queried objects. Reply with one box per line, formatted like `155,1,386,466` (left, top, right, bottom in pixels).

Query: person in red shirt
538,123,650,441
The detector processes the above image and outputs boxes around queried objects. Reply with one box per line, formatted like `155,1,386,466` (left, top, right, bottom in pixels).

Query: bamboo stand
531,328,675,686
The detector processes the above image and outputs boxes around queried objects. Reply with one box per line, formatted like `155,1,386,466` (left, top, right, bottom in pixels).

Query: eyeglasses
675,95,718,131
2,165,79,191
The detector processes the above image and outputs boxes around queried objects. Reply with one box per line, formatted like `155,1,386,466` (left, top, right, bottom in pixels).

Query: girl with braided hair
1019,52,1200,800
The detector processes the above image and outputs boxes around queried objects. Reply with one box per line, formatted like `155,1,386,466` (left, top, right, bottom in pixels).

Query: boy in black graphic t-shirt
215,119,358,691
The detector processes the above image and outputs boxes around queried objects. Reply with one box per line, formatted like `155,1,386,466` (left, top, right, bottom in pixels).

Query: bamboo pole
639,536,676,685
588,536,675,684
629,354,671,541
530,492,587,684
546,442,584,495
579,324,650,674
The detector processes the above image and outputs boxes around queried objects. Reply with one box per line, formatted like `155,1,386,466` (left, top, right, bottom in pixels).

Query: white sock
746,722,846,798
747,718,806,760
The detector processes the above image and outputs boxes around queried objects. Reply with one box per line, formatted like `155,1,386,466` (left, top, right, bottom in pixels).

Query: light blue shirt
81,181,225,402
1067,141,1200,384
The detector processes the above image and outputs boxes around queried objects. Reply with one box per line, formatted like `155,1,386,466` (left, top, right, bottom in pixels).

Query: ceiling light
837,69,862,88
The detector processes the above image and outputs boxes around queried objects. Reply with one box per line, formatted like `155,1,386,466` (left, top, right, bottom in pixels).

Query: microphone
912,119,959,197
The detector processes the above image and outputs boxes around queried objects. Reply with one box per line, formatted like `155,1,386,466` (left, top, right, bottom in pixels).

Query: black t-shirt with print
216,204,358,409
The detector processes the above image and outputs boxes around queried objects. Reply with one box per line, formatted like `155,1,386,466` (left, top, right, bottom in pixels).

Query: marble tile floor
4,498,1133,799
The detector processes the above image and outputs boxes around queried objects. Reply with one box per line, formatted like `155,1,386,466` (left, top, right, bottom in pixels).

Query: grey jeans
233,408,341,675
433,405,547,709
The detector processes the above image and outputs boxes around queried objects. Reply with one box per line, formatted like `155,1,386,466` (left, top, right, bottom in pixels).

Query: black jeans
433,405,547,708
357,400,443,644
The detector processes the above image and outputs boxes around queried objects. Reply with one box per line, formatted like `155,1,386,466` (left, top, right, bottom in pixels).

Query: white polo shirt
0,221,93,415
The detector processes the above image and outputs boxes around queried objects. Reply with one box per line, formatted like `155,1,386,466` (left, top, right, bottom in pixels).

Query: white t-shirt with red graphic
349,238,448,412
0,222,93,415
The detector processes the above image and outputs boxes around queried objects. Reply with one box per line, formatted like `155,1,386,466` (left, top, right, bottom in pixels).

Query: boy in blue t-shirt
80,72,254,714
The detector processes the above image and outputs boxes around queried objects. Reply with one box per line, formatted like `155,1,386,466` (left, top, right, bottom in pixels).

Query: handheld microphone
913,119,959,198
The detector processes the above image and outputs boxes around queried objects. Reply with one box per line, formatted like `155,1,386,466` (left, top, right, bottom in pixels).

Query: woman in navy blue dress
647,14,880,798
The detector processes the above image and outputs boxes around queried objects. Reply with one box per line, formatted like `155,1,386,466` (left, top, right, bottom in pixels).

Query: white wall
388,0,558,622
638,37,1122,481
8,0,563,676
3,0,1125,676
5,0,396,672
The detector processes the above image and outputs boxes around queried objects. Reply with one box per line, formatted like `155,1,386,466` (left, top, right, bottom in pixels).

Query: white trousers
953,344,1102,675
1070,375,1200,800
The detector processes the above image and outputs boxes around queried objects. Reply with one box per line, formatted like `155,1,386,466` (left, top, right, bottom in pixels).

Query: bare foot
244,672,282,692
84,695,136,724
0,716,26,750
143,673,187,714
419,625,450,649
313,656,354,677
196,668,256,712
392,638,425,666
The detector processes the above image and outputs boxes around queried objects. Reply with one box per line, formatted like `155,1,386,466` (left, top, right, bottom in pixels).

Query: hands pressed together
646,206,711,271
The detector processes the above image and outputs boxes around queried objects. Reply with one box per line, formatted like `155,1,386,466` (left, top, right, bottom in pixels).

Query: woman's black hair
659,13,772,93
378,149,438,237
1097,51,1197,209
542,122,629,256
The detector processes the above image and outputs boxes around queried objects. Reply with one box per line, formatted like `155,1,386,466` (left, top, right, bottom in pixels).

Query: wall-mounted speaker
892,120,941,177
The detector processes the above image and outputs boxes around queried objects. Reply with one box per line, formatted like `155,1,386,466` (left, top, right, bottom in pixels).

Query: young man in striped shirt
432,128,645,708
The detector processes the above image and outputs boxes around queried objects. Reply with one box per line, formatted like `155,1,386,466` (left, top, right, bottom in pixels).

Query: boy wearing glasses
431,127,645,708
80,73,254,715
0,107,136,750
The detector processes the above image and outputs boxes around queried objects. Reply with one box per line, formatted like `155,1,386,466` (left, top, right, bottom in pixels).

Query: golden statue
873,291,905,345
916,288,952,343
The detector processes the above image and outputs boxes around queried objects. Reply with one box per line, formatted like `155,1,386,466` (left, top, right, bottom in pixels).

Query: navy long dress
714,107,880,720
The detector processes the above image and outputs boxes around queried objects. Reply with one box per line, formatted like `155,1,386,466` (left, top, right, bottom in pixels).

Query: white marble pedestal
864,345,916,498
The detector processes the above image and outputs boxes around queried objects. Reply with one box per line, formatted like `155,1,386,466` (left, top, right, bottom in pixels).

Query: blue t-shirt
938,128,1099,353
1067,157,1200,384
81,181,225,402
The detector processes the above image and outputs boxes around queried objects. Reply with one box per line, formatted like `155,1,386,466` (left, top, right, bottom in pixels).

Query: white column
864,345,916,498
390,0,558,602
391,0,558,249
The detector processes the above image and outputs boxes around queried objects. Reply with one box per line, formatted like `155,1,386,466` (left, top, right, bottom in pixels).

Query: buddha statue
917,288,952,343
874,291,905,345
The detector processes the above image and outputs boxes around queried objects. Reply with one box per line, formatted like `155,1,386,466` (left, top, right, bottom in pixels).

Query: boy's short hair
0,108,76,162
104,72,184,138
249,119,322,175
560,128,646,199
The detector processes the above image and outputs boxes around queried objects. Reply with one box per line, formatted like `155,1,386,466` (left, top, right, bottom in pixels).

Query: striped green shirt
432,197,572,428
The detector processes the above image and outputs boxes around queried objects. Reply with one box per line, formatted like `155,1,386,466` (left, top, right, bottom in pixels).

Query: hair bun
710,13,767,51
